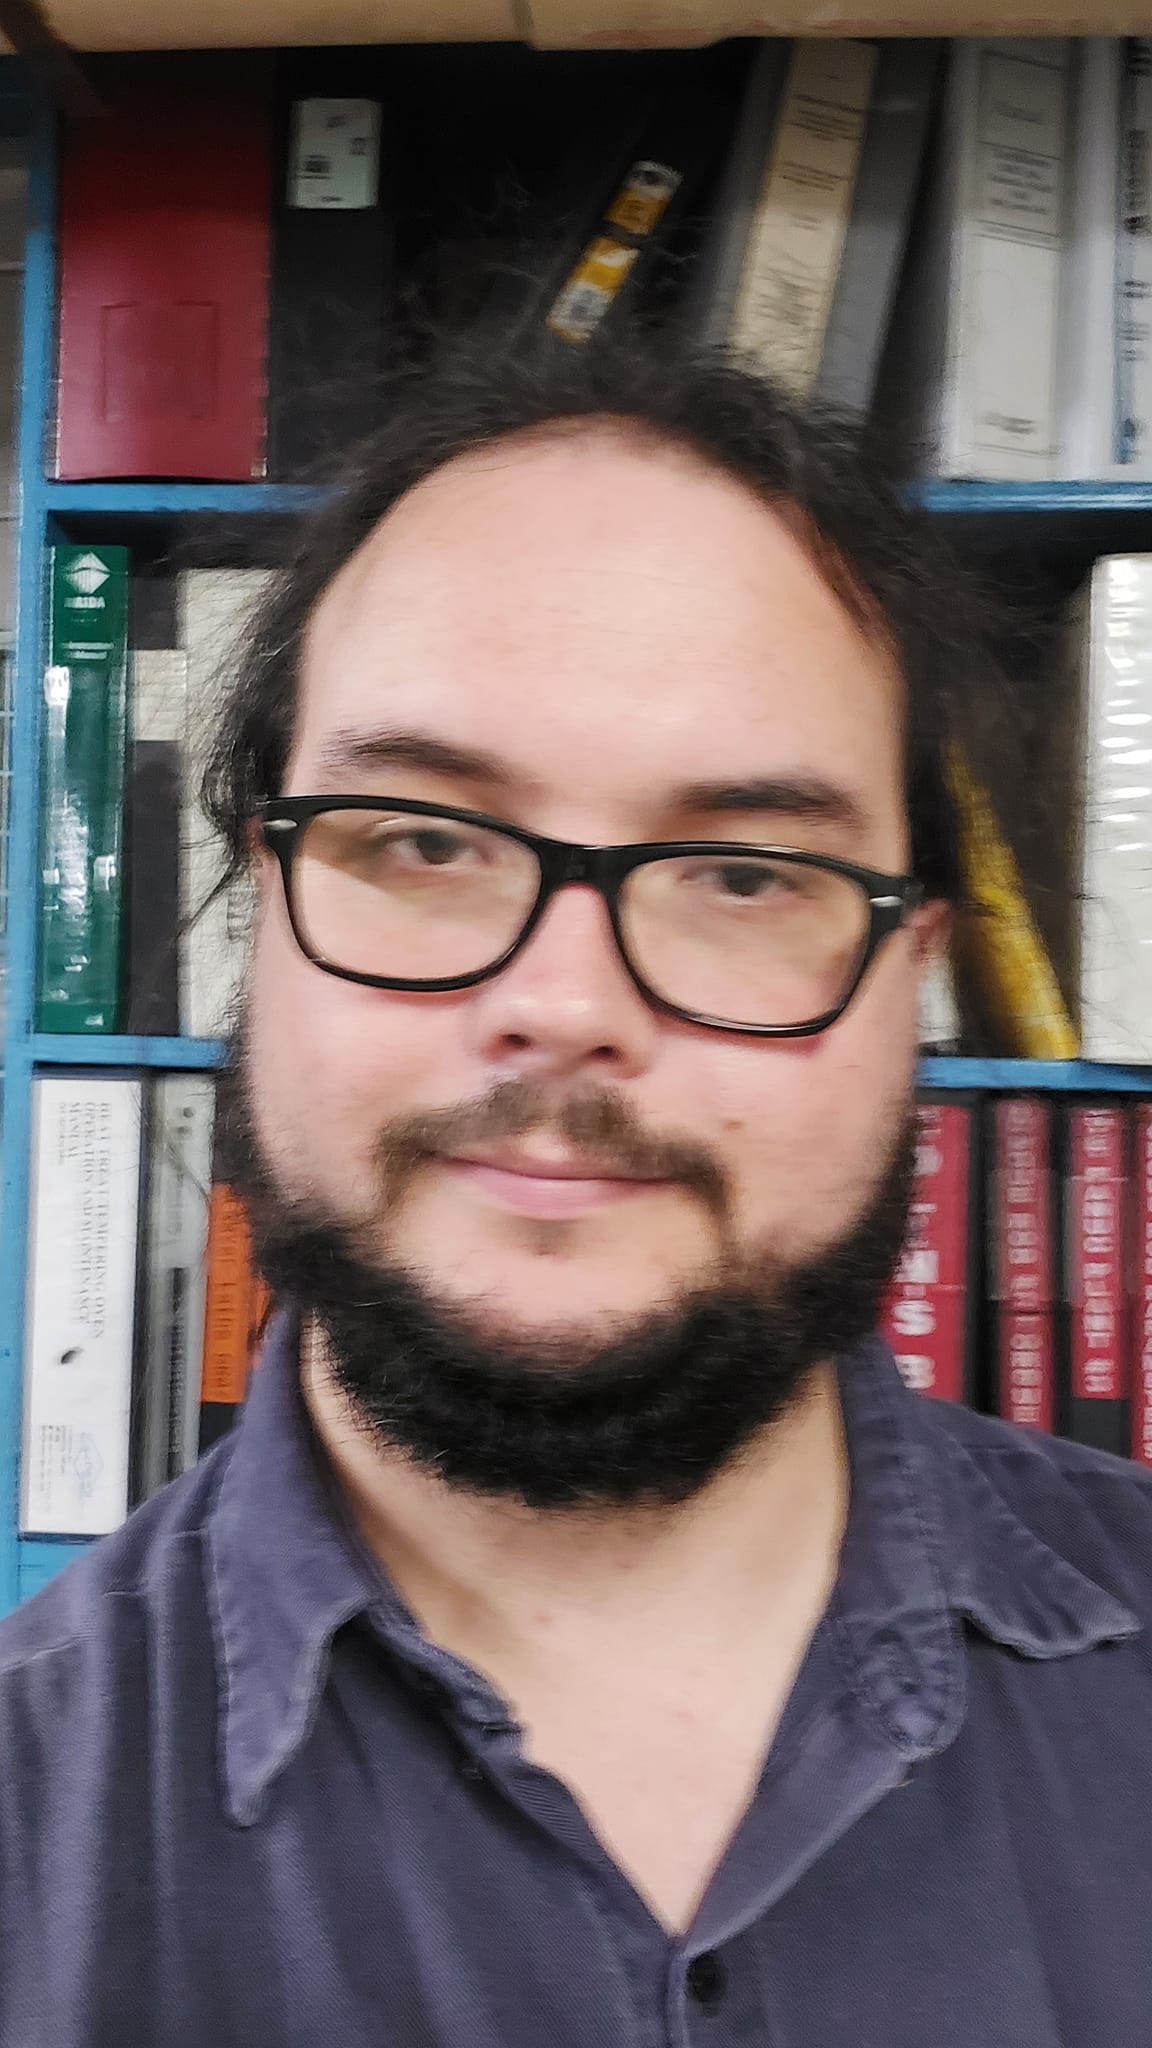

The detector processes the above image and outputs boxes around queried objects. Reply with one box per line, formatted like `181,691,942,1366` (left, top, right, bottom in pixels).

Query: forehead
295,428,903,822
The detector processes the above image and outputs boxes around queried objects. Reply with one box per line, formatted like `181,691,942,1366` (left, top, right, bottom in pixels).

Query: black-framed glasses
258,795,924,1039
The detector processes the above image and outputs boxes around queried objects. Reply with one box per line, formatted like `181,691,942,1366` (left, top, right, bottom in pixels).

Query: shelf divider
30,1034,227,1069
919,1056,1152,1092
43,479,325,514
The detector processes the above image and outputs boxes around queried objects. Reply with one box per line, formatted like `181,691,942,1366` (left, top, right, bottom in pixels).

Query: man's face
248,429,935,1352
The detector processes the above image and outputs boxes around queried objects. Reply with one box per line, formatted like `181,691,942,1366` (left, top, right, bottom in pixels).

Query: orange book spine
199,1184,256,1405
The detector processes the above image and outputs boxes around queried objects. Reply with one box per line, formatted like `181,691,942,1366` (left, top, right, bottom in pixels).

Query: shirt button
686,1952,726,2014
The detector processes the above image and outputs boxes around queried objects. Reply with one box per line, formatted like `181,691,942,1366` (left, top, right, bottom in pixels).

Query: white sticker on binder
288,99,380,211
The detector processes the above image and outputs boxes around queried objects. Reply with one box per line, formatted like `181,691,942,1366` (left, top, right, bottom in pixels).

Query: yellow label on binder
547,236,640,343
604,159,681,237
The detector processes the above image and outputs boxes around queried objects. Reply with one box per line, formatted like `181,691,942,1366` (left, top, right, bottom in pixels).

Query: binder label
993,1096,1053,1310
1069,1106,1126,1402
881,1102,971,1402
977,48,1066,242
1002,1311,1055,1433
289,99,380,210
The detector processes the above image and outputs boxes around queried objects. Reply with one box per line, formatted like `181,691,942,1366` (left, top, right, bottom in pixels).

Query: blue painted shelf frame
6,91,1152,1609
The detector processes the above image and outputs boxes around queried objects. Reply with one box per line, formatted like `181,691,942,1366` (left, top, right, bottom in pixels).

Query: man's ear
911,897,953,966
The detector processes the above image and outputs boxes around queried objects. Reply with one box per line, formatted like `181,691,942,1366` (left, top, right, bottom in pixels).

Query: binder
880,1093,980,1405
1063,1101,1130,1457
133,1075,215,1501
1073,557,1152,1062
698,37,940,409
54,57,272,481
879,39,1072,481
1118,40,1152,472
697,40,875,391
813,40,942,412
1130,1102,1152,1466
988,1096,1057,1434
176,569,274,1039
948,746,1077,1061
198,1181,259,1452
21,1075,143,1535
37,544,130,1033
124,649,186,1037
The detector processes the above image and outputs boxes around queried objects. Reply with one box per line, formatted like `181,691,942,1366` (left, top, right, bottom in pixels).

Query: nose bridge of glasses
537,839,620,898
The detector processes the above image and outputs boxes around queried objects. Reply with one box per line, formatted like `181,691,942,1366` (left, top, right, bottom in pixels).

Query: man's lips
436,1146,674,1220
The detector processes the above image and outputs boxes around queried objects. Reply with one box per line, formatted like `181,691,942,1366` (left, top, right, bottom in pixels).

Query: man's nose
463,883,661,1081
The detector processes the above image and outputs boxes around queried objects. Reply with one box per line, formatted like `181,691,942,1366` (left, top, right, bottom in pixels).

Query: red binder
1131,1104,1152,1466
881,1096,978,1404
989,1097,1056,1434
1064,1102,1129,1458
55,59,271,481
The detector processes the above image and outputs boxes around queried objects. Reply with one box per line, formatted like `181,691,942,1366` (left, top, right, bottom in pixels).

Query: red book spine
881,1099,974,1402
991,1097,1056,1433
1065,1103,1129,1457
1131,1104,1152,1467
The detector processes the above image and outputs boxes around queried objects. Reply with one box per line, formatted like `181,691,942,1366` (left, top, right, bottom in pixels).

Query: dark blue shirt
2,1316,1152,2048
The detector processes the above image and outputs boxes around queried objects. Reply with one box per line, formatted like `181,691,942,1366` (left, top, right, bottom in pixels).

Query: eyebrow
313,728,520,789
669,774,871,836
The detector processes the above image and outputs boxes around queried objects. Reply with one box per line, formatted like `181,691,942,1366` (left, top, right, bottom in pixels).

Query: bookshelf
4,55,1152,1614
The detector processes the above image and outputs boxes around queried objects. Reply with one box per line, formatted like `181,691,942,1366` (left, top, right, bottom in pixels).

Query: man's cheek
730,1090,891,1243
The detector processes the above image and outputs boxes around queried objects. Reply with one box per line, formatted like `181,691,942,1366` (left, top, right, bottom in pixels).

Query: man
3,343,1151,2047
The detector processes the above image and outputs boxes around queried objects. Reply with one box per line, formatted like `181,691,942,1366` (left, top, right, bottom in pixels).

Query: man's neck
301,1320,851,1686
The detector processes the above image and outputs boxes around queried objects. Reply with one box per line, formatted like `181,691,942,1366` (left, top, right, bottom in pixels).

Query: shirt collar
206,1316,1142,1827
828,1335,1142,1764
205,1312,380,1825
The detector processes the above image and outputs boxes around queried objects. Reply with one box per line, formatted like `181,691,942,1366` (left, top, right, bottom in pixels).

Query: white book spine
1058,39,1124,480
132,647,188,745
176,570,273,1041
138,1074,215,1499
21,1076,143,1536
942,39,1071,482
1078,554,1152,1062
1118,40,1152,473
728,39,877,395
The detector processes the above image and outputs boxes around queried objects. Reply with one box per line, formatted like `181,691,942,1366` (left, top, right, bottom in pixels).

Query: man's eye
351,825,475,869
400,829,468,866
711,862,781,899
684,860,794,902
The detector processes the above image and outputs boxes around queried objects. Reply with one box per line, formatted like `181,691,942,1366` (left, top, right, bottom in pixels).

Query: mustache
372,1078,731,1222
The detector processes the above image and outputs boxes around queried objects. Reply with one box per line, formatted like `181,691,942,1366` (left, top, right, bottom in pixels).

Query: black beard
217,1048,916,1511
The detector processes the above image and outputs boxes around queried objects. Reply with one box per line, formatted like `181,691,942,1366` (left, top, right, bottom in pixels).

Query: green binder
37,544,130,1032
